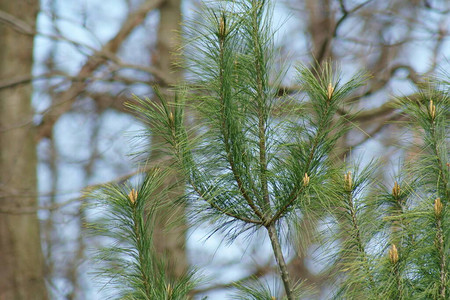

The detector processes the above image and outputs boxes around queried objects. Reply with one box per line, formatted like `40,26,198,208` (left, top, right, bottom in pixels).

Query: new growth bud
303,173,310,186
327,82,334,100
434,198,442,218
167,283,173,297
128,189,138,204
344,171,352,192
392,181,401,198
429,100,436,120
218,15,227,38
389,244,399,264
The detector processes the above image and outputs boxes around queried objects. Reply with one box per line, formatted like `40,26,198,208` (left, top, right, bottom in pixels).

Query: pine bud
218,15,227,38
303,173,310,186
429,100,436,120
434,198,442,218
167,283,173,296
389,244,399,264
344,171,352,192
392,181,401,198
169,112,174,123
128,189,138,204
271,297,276,300
327,82,334,100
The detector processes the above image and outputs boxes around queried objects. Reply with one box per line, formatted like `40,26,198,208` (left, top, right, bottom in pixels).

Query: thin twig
266,224,293,300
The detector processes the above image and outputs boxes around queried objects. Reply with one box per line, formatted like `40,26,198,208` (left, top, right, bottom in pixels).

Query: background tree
0,1,48,299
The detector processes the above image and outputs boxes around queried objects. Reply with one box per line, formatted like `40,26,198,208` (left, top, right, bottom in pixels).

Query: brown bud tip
434,198,443,217
344,171,352,192
389,244,399,264
327,82,334,100
219,15,226,38
429,100,436,120
392,181,401,198
303,173,310,186
128,189,138,204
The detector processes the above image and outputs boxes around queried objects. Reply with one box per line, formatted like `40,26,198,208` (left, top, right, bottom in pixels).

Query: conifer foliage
88,0,448,299
88,170,195,299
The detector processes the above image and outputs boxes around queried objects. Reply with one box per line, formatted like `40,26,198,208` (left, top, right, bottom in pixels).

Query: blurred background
0,0,449,299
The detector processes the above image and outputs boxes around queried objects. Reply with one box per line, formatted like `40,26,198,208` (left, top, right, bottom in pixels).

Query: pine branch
434,198,447,299
267,224,294,300
88,170,195,299
216,14,266,222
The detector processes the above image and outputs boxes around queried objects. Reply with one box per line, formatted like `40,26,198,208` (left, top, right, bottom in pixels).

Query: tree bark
0,1,48,299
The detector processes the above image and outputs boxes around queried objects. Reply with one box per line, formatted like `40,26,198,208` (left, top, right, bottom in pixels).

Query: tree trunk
151,0,188,279
0,1,48,299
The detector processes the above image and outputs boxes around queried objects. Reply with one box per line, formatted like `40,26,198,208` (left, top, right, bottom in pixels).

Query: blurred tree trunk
0,1,48,299
151,0,188,279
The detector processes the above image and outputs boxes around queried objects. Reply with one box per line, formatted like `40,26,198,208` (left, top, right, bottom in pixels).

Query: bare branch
0,160,167,215
37,0,166,140
0,9,34,34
